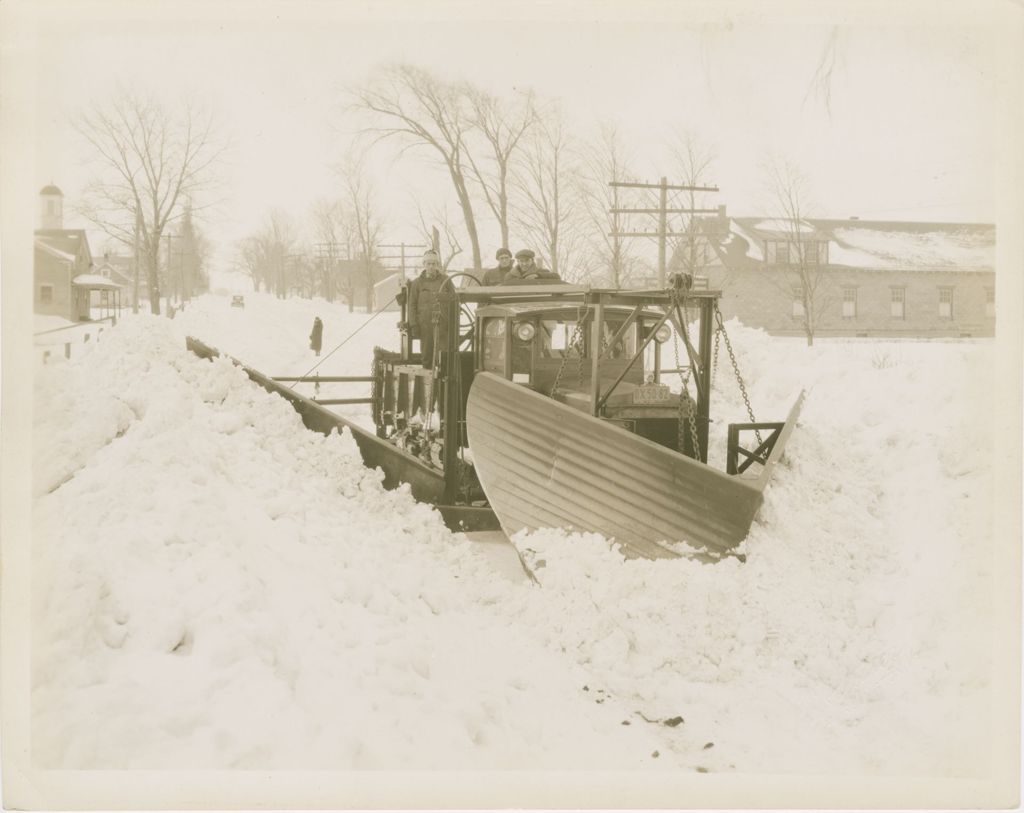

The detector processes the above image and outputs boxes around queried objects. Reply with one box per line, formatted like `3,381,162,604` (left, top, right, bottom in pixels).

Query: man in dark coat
481,248,514,286
503,249,561,284
408,249,448,368
309,316,323,356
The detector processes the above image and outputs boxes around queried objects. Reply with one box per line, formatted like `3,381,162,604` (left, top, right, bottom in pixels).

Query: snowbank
30,293,1004,780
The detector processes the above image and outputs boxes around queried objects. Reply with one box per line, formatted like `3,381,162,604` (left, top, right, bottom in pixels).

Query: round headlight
654,324,672,343
515,322,536,342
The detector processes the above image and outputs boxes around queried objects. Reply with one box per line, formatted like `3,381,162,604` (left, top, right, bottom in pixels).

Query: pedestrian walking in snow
309,316,323,356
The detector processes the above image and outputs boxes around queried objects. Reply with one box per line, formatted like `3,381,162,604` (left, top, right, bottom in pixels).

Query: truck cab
475,299,695,454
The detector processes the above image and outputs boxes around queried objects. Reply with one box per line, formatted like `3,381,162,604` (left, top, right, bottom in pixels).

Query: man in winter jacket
481,247,514,286
408,249,449,368
502,249,561,284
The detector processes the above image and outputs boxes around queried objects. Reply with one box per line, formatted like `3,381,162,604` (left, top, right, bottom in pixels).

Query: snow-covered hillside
30,290,1006,780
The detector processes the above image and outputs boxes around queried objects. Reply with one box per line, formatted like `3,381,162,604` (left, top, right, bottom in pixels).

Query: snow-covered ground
28,289,1012,785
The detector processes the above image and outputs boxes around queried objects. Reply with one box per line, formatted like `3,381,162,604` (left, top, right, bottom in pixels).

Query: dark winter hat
515,249,535,260
496,247,512,259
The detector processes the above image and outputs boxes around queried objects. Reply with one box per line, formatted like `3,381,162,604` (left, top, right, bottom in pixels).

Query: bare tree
310,198,349,303
577,121,640,287
513,106,583,281
349,64,483,270
465,88,537,249
763,157,831,346
73,89,223,315
669,129,718,280
236,210,299,298
413,199,463,271
342,149,386,311
804,27,844,117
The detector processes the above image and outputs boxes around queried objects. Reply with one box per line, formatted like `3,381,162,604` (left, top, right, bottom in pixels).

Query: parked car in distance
231,295,245,309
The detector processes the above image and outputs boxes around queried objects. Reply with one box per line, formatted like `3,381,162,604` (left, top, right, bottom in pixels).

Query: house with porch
34,184,122,321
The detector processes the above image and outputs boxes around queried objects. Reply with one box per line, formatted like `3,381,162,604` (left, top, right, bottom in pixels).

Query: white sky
18,0,1014,269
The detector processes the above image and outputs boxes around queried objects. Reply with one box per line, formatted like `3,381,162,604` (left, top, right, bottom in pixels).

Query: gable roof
687,216,995,274
35,238,76,263
35,229,93,265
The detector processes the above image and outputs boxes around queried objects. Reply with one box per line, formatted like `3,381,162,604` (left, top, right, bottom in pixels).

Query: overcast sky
17,0,1016,270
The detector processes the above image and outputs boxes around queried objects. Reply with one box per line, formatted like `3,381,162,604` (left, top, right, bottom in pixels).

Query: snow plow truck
188,275,802,560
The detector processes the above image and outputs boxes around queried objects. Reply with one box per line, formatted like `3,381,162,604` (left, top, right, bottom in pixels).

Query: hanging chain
670,314,701,461
549,306,587,397
714,305,762,447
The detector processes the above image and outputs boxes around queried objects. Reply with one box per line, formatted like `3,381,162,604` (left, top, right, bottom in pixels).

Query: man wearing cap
408,249,449,368
503,249,561,284
481,248,514,286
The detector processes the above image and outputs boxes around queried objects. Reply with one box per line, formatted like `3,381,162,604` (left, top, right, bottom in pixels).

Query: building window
47,200,56,215
791,287,805,318
890,287,905,319
803,242,819,265
842,286,857,318
938,287,954,319
775,242,790,265
40,285,53,304
985,288,995,318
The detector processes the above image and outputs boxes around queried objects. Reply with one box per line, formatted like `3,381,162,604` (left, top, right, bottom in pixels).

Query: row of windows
792,286,996,320
767,241,828,266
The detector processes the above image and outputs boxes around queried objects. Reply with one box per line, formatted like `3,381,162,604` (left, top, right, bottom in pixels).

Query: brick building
673,212,996,338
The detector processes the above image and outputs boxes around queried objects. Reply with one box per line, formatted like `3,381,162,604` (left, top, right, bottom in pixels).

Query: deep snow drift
31,290,1002,777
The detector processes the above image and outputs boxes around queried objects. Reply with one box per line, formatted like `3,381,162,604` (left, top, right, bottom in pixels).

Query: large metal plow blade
466,372,802,560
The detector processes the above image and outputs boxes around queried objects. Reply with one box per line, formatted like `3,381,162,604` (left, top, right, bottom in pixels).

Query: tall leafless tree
235,209,299,298
73,89,223,315
349,64,482,270
513,106,583,281
413,200,463,271
465,88,536,250
578,121,639,287
310,198,349,304
342,148,385,311
669,129,718,280
764,157,831,346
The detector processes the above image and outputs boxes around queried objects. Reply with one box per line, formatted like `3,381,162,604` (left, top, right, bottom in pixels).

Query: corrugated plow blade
466,372,803,559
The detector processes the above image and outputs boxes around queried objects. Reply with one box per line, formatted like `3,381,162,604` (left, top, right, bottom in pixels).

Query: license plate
633,384,671,404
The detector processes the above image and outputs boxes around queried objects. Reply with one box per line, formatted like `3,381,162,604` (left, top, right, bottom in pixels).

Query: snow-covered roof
699,217,995,273
35,238,76,263
729,221,766,262
828,226,994,272
751,219,815,234
72,274,121,289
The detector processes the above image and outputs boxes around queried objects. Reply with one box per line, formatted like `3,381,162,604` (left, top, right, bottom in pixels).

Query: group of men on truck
405,246,560,368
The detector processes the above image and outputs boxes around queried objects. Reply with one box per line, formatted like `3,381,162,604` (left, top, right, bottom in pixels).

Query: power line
609,177,721,286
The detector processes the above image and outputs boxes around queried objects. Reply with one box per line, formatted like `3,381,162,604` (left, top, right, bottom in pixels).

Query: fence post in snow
64,343,71,359
43,350,50,364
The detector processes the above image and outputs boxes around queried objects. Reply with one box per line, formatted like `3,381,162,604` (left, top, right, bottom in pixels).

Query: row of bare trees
71,75,824,342
74,90,224,315
346,64,734,287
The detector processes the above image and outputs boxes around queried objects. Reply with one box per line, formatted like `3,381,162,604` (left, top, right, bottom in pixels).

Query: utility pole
609,177,719,286
378,242,427,282
285,253,306,298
